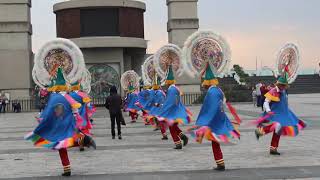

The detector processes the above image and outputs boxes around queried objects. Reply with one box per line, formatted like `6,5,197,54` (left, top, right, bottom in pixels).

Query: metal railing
1,93,205,113
181,93,204,105
0,99,37,113
91,93,204,107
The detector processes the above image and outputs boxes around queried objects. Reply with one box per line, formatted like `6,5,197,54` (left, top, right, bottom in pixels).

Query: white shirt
263,86,280,112
255,83,262,96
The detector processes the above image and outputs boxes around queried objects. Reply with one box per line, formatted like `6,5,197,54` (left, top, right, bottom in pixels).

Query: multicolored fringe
157,107,193,126
24,132,78,150
281,120,306,136
64,94,81,109
74,113,84,129
77,91,91,103
86,103,96,119
250,112,275,126
78,104,95,135
187,126,240,144
187,102,241,144
259,120,306,137
158,112,192,126
251,113,307,137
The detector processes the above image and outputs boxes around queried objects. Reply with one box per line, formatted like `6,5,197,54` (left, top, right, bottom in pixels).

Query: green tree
233,64,249,83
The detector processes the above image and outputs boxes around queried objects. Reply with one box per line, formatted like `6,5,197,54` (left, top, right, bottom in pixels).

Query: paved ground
0,93,319,180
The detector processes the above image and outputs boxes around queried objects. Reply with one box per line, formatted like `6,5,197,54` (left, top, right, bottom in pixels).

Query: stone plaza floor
0,93,319,180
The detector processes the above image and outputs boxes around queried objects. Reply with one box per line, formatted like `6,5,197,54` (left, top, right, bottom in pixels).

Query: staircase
219,77,239,86
245,75,320,94
289,75,320,94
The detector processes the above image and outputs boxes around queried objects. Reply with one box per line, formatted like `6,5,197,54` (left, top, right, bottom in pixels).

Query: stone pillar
167,0,200,92
0,0,33,99
167,0,199,48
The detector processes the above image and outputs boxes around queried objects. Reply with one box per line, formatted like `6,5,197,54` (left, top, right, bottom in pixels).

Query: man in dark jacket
105,86,123,139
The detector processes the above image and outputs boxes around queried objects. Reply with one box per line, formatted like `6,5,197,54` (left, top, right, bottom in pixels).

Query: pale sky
31,0,320,70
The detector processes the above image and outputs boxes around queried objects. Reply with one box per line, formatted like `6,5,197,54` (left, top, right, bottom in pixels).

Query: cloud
31,0,319,70
222,28,319,70
270,25,298,32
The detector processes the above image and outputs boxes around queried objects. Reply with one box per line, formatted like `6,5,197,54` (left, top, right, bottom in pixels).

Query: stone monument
0,0,33,99
167,0,200,92
167,0,199,48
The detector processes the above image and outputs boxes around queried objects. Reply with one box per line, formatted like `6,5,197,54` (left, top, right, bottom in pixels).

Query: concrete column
166,0,200,92
167,0,199,48
0,0,33,99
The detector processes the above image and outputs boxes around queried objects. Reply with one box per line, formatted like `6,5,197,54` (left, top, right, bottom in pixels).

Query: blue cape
126,92,140,111
149,90,166,116
138,89,154,111
264,90,300,126
196,86,235,135
33,93,77,142
69,91,87,127
157,85,190,123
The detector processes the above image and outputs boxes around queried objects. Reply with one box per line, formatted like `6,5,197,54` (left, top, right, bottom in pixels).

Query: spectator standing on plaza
105,86,123,140
255,81,263,107
0,94,2,113
12,102,21,113
252,87,257,107
0,94,8,113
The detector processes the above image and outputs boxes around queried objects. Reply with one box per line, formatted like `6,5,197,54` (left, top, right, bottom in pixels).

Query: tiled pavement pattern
0,94,319,180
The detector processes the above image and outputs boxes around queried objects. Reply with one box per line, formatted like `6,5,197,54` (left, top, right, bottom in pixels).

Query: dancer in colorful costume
147,74,167,138
154,44,192,149
26,38,96,176
137,84,153,125
138,56,158,125
121,70,141,123
69,75,96,151
254,43,306,155
183,31,241,171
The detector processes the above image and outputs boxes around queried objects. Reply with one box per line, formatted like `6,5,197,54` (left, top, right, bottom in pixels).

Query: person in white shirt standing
255,81,263,107
251,87,257,107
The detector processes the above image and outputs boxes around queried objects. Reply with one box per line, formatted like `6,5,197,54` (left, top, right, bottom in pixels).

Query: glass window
80,8,119,37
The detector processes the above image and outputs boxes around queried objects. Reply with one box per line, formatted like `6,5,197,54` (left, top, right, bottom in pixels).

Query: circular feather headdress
182,31,231,78
154,44,184,80
141,55,165,86
32,38,86,90
121,70,140,91
276,43,300,84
